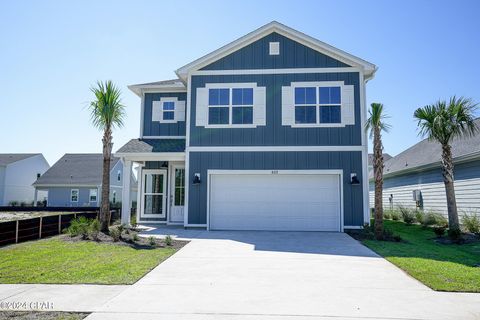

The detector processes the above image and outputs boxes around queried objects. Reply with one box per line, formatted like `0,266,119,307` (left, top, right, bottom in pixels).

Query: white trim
141,136,186,139
344,225,363,229
360,72,370,225
175,21,376,81
205,82,258,88
88,188,98,203
188,146,364,152
70,189,79,203
191,67,361,76
269,41,280,55
128,83,186,97
33,184,99,188
114,152,185,162
184,73,192,226
206,169,344,232
184,224,207,228
140,92,145,137
140,169,167,219
168,162,186,224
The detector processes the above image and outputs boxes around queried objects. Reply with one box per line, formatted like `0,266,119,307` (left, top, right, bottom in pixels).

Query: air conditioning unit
412,190,422,201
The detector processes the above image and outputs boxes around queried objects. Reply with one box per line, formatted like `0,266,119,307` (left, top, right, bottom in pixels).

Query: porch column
33,188,38,207
121,160,132,225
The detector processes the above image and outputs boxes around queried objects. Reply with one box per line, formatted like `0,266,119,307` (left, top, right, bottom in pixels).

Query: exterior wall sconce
193,173,201,185
350,173,360,185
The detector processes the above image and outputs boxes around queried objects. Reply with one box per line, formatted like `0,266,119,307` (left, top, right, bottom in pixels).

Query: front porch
115,138,186,226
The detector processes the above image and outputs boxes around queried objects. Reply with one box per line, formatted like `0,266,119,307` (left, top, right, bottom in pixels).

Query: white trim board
141,136,186,139
192,67,362,76
187,146,364,152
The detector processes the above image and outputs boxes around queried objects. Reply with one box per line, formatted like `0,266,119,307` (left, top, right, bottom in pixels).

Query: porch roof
116,139,186,154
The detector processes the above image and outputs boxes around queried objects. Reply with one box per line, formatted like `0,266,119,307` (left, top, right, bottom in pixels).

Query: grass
0,237,177,284
363,220,480,292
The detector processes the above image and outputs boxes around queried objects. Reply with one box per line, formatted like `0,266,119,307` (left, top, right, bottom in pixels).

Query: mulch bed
433,233,480,245
60,229,188,250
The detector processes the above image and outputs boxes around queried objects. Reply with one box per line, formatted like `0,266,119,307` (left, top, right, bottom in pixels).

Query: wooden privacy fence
0,209,119,247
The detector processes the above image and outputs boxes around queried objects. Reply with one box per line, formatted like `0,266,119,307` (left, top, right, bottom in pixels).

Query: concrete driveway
87,230,480,320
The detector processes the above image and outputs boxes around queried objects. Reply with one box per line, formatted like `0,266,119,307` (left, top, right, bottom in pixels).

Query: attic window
269,42,280,55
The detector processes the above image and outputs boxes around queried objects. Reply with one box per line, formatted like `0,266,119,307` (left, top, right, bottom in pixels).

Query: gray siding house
33,154,135,207
0,154,50,206
369,118,480,216
116,21,377,231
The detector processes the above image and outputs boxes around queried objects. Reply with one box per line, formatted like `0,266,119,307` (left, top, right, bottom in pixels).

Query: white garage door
209,173,341,231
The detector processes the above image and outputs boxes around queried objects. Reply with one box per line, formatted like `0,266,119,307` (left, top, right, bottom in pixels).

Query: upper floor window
294,86,341,125
117,170,121,182
282,81,354,127
196,83,266,128
152,97,186,123
162,101,175,120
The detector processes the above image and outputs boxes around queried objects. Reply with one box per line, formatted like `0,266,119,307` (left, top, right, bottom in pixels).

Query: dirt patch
433,233,480,245
60,230,188,250
0,311,88,320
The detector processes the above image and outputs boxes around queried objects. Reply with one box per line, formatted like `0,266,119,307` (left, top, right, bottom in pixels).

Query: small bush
415,210,425,224
433,226,446,237
165,235,173,246
148,236,156,246
399,207,416,225
383,210,392,220
117,224,125,234
88,219,101,241
422,211,448,228
132,232,139,242
461,212,480,234
109,227,121,242
391,210,401,221
8,201,18,207
130,215,137,228
66,216,91,239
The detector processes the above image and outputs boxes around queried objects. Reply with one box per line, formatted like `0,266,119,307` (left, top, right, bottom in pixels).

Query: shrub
148,236,156,246
66,216,91,239
88,219,101,241
391,210,401,221
383,210,392,220
398,206,416,225
109,227,121,242
8,201,18,207
433,226,446,237
132,232,139,242
117,224,125,234
415,210,425,224
422,211,447,228
130,215,137,228
165,235,173,246
461,212,480,234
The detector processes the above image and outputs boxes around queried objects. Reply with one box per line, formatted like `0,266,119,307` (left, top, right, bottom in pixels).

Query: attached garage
208,171,343,231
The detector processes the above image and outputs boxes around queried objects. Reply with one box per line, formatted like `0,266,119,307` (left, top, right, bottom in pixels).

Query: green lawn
0,237,178,284
363,220,480,292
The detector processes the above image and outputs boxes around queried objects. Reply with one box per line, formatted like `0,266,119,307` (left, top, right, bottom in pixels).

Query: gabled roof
116,139,186,154
368,153,392,166
0,154,41,166
375,118,480,179
175,21,377,82
33,154,121,186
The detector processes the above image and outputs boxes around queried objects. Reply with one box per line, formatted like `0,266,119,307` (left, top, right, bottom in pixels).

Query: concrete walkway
1,230,480,319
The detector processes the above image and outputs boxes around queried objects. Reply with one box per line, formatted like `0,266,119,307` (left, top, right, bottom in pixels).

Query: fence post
39,217,43,239
58,215,62,234
15,220,19,243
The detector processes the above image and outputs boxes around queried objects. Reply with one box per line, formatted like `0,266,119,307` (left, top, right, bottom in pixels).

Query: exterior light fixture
193,173,201,185
350,173,360,185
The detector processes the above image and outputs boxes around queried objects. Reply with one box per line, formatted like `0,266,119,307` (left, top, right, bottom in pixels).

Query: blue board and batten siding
143,92,187,137
188,151,364,226
201,32,350,70
189,72,361,146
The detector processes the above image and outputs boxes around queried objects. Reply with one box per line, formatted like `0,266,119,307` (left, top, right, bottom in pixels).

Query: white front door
140,169,167,219
169,165,185,223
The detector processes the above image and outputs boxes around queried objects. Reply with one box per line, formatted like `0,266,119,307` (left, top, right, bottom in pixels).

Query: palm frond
88,80,126,131
365,102,391,138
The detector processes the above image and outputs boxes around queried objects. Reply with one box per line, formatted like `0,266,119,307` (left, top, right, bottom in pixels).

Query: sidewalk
0,284,127,312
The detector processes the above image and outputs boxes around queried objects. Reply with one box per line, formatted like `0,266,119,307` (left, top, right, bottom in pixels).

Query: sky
1,0,479,165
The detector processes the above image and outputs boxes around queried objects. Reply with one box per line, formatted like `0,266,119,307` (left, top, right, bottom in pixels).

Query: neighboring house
33,154,136,207
0,154,50,206
116,21,377,231
368,153,392,172
369,118,480,216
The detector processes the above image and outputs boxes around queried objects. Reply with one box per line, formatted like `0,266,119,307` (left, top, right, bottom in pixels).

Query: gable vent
269,42,280,55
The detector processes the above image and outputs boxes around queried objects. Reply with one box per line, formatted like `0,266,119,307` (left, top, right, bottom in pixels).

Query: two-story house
116,21,377,231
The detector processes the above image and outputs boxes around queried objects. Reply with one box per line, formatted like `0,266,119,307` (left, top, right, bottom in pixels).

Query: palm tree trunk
100,127,113,232
373,127,384,240
441,144,459,233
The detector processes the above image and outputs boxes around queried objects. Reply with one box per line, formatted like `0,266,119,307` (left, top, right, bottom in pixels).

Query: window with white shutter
281,81,355,127
196,83,266,128
151,97,186,123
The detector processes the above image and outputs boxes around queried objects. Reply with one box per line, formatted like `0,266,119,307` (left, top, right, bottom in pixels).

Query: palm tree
365,103,391,240
414,96,477,236
89,81,126,231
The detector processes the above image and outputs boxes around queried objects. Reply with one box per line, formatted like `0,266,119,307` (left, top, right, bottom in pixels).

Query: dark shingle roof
380,118,480,178
368,153,392,166
0,154,41,166
33,154,120,186
116,139,186,153
130,79,183,87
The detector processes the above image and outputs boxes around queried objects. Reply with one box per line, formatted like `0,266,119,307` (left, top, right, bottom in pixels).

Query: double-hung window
89,189,97,202
208,87,254,125
70,189,79,202
294,85,342,125
162,101,175,120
